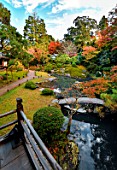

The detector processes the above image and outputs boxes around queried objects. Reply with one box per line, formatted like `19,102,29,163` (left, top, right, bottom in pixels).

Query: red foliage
48,41,61,54
111,46,117,51
96,19,117,49
82,46,97,56
27,47,48,62
81,78,109,97
111,65,117,72
110,65,117,82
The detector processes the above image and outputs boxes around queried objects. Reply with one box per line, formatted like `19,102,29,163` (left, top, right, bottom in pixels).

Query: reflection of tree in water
90,123,117,170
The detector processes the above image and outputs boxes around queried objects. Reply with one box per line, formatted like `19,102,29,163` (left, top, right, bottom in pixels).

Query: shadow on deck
0,131,34,170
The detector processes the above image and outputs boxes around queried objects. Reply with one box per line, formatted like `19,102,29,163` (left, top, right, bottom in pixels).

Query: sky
0,0,116,40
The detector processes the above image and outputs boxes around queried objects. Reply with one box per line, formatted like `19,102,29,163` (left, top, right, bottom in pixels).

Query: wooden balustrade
0,98,62,170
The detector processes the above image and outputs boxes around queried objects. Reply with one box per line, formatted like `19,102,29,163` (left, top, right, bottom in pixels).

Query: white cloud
46,12,78,40
52,0,116,14
5,0,56,13
4,0,117,40
12,0,22,8
47,1,117,39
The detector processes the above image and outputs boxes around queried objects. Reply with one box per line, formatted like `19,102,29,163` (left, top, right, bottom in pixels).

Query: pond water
51,74,117,170
62,118,117,170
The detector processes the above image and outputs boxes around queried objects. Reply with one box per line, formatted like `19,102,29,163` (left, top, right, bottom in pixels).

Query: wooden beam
0,120,18,130
0,110,16,118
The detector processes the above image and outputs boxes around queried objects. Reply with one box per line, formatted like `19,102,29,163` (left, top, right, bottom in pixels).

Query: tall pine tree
23,13,47,45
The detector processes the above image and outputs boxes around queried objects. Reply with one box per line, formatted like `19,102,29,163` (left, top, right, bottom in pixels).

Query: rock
77,97,104,105
47,77,57,81
58,97,76,105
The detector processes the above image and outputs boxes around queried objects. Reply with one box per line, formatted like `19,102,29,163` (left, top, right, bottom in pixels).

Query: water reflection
51,74,117,170
62,118,117,170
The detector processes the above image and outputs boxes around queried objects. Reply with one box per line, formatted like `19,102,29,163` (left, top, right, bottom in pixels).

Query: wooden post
16,98,24,138
16,98,24,121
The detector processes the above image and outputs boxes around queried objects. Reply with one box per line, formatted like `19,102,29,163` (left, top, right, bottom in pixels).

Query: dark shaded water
51,74,117,170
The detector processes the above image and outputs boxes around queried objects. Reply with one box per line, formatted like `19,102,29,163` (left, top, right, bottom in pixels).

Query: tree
98,15,108,30
82,46,97,60
64,16,97,52
23,13,47,45
48,41,61,54
0,3,10,25
96,5,117,66
0,24,21,54
27,46,49,65
61,41,77,57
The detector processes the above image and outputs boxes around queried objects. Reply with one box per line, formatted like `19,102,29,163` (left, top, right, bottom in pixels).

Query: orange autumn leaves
81,78,109,98
82,46,97,60
27,47,48,62
81,66,117,98
48,41,61,54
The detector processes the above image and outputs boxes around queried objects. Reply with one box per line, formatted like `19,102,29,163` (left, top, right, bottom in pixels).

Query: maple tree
110,65,117,83
82,46,98,60
48,41,61,54
27,47,48,64
60,41,77,57
81,78,109,97
96,5,117,49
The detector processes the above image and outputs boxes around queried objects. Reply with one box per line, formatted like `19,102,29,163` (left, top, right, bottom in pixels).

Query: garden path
0,70,37,96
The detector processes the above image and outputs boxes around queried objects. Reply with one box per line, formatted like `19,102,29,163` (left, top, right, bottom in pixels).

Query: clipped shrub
33,106,64,144
41,88,54,95
25,81,37,90
44,63,53,73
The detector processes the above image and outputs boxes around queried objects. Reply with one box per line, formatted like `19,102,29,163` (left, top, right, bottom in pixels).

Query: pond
51,74,117,170
62,118,117,170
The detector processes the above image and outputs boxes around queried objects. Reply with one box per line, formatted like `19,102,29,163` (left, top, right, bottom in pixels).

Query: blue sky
0,0,116,40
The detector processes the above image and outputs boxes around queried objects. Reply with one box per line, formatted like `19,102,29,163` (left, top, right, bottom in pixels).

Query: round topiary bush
41,88,54,95
33,106,64,144
25,81,37,90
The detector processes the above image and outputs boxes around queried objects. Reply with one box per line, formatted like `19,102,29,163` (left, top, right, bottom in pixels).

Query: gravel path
0,70,37,96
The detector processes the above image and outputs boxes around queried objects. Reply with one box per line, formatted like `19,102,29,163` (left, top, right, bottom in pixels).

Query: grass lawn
0,70,28,88
0,73,55,136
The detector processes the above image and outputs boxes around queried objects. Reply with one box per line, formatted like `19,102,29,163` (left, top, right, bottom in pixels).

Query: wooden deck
0,136,34,170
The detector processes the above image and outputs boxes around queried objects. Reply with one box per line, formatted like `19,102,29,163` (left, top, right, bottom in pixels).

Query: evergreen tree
64,16,97,51
98,15,108,30
0,3,10,25
23,13,47,45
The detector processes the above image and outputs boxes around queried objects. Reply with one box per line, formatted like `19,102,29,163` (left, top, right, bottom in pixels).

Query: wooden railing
0,98,62,170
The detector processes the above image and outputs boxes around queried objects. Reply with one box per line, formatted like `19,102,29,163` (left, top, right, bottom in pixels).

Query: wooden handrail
0,110,17,130
0,110,16,118
16,98,62,170
21,121,51,170
0,98,62,170
20,110,62,170
0,120,18,130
